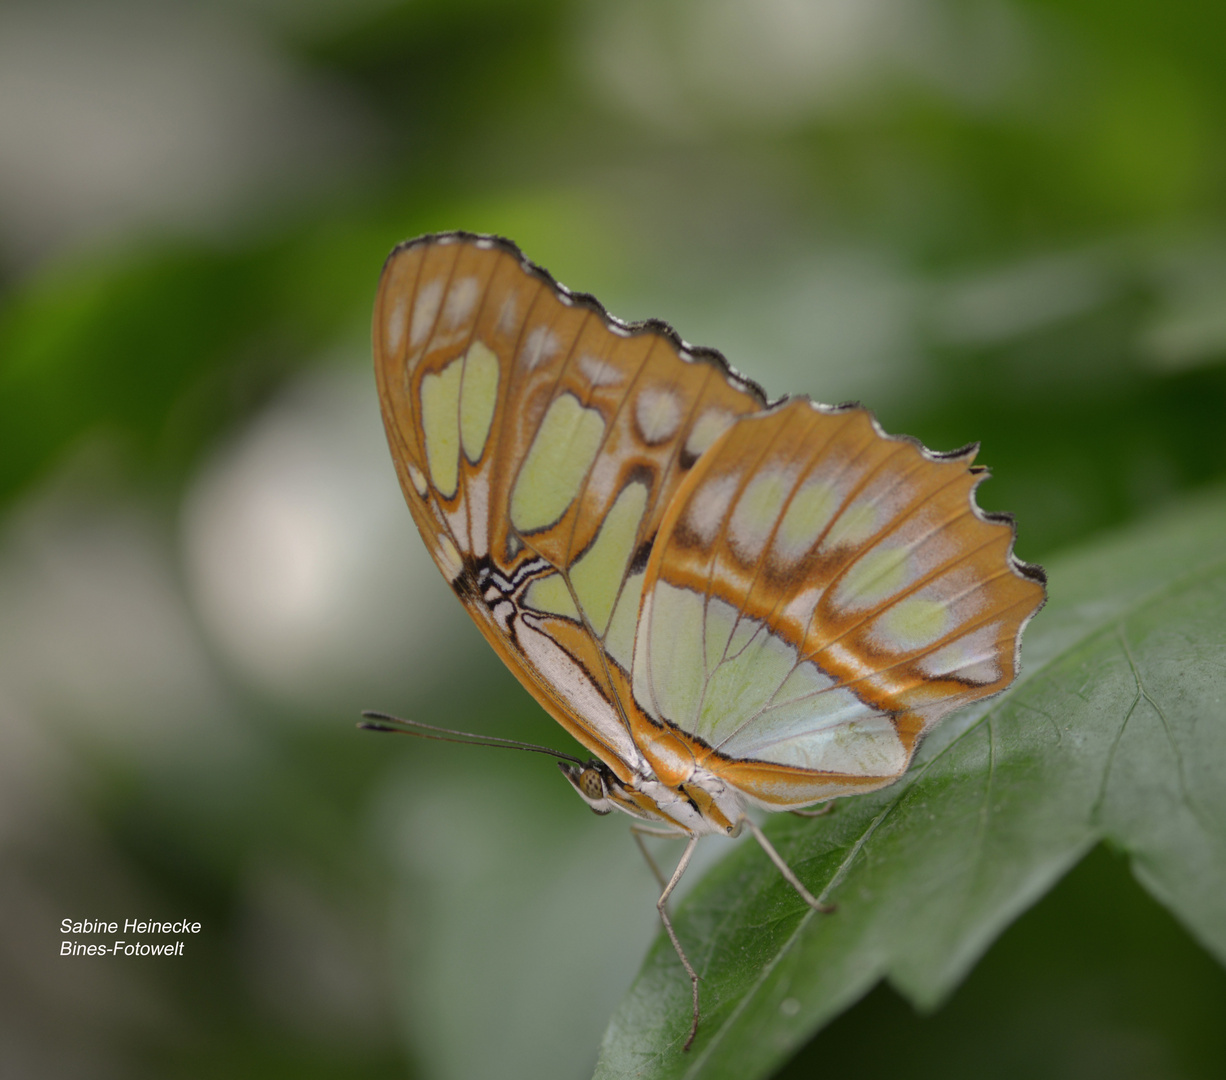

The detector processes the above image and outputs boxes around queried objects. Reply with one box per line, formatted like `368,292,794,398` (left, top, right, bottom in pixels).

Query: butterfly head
557,760,616,816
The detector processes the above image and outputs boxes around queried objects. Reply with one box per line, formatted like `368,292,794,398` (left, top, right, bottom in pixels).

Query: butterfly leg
651,835,702,1051
789,801,835,818
630,823,686,893
745,817,835,914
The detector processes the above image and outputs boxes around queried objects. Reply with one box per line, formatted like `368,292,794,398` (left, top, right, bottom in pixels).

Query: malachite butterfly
369,232,1046,1050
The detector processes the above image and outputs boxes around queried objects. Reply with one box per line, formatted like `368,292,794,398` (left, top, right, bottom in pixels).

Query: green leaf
595,488,1226,1080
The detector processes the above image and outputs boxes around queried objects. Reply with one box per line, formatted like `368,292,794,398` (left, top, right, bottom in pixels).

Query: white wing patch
516,614,643,767
634,386,683,445
384,297,407,357
684,472,741,545
444,276,480,327
918,622,1003,685
466,472,491,558
740,715,906,775
580,353,623,388
720,661,875,759
407,462,429,498
634,583,706,734
435,534,464,582
410,278,444,348
497,291,519,336
866,564,987,650
520,325,560,370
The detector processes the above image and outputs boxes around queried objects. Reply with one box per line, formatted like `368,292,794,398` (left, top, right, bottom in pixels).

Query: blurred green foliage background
1,1,1224,1077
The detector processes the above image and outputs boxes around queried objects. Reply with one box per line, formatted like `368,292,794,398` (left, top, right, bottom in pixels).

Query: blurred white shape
183,365,467,710
683,0,918,122
0,0,373,265
580,0,1030,133
579,0,703,135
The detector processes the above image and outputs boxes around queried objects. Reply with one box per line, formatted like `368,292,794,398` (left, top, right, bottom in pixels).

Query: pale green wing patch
510,393,606,533
635,579,886,772
420,357,464,498
523,573,580,620
634,582,707,733
876,596,953,651
696,624,796,746
772,480,840,563
834,544,914,610
459,341,500,463
605,571,645,671
570,481,649,635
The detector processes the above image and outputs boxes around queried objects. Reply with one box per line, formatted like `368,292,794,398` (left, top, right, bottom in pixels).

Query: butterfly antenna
358,710,588,766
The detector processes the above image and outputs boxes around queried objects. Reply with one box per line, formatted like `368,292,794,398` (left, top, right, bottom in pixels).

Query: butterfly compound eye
579,767,605,801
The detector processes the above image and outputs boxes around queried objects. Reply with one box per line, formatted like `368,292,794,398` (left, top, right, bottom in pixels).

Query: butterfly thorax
558,758,745,837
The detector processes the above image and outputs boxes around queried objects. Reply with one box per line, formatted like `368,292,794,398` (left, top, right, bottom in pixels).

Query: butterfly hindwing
632,398,1047,807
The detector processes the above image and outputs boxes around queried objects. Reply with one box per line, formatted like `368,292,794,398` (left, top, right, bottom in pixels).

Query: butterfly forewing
632,398,1047,807
373,234,768,775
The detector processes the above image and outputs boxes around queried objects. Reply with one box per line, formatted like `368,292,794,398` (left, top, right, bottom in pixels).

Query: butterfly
369,231,1046,1050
